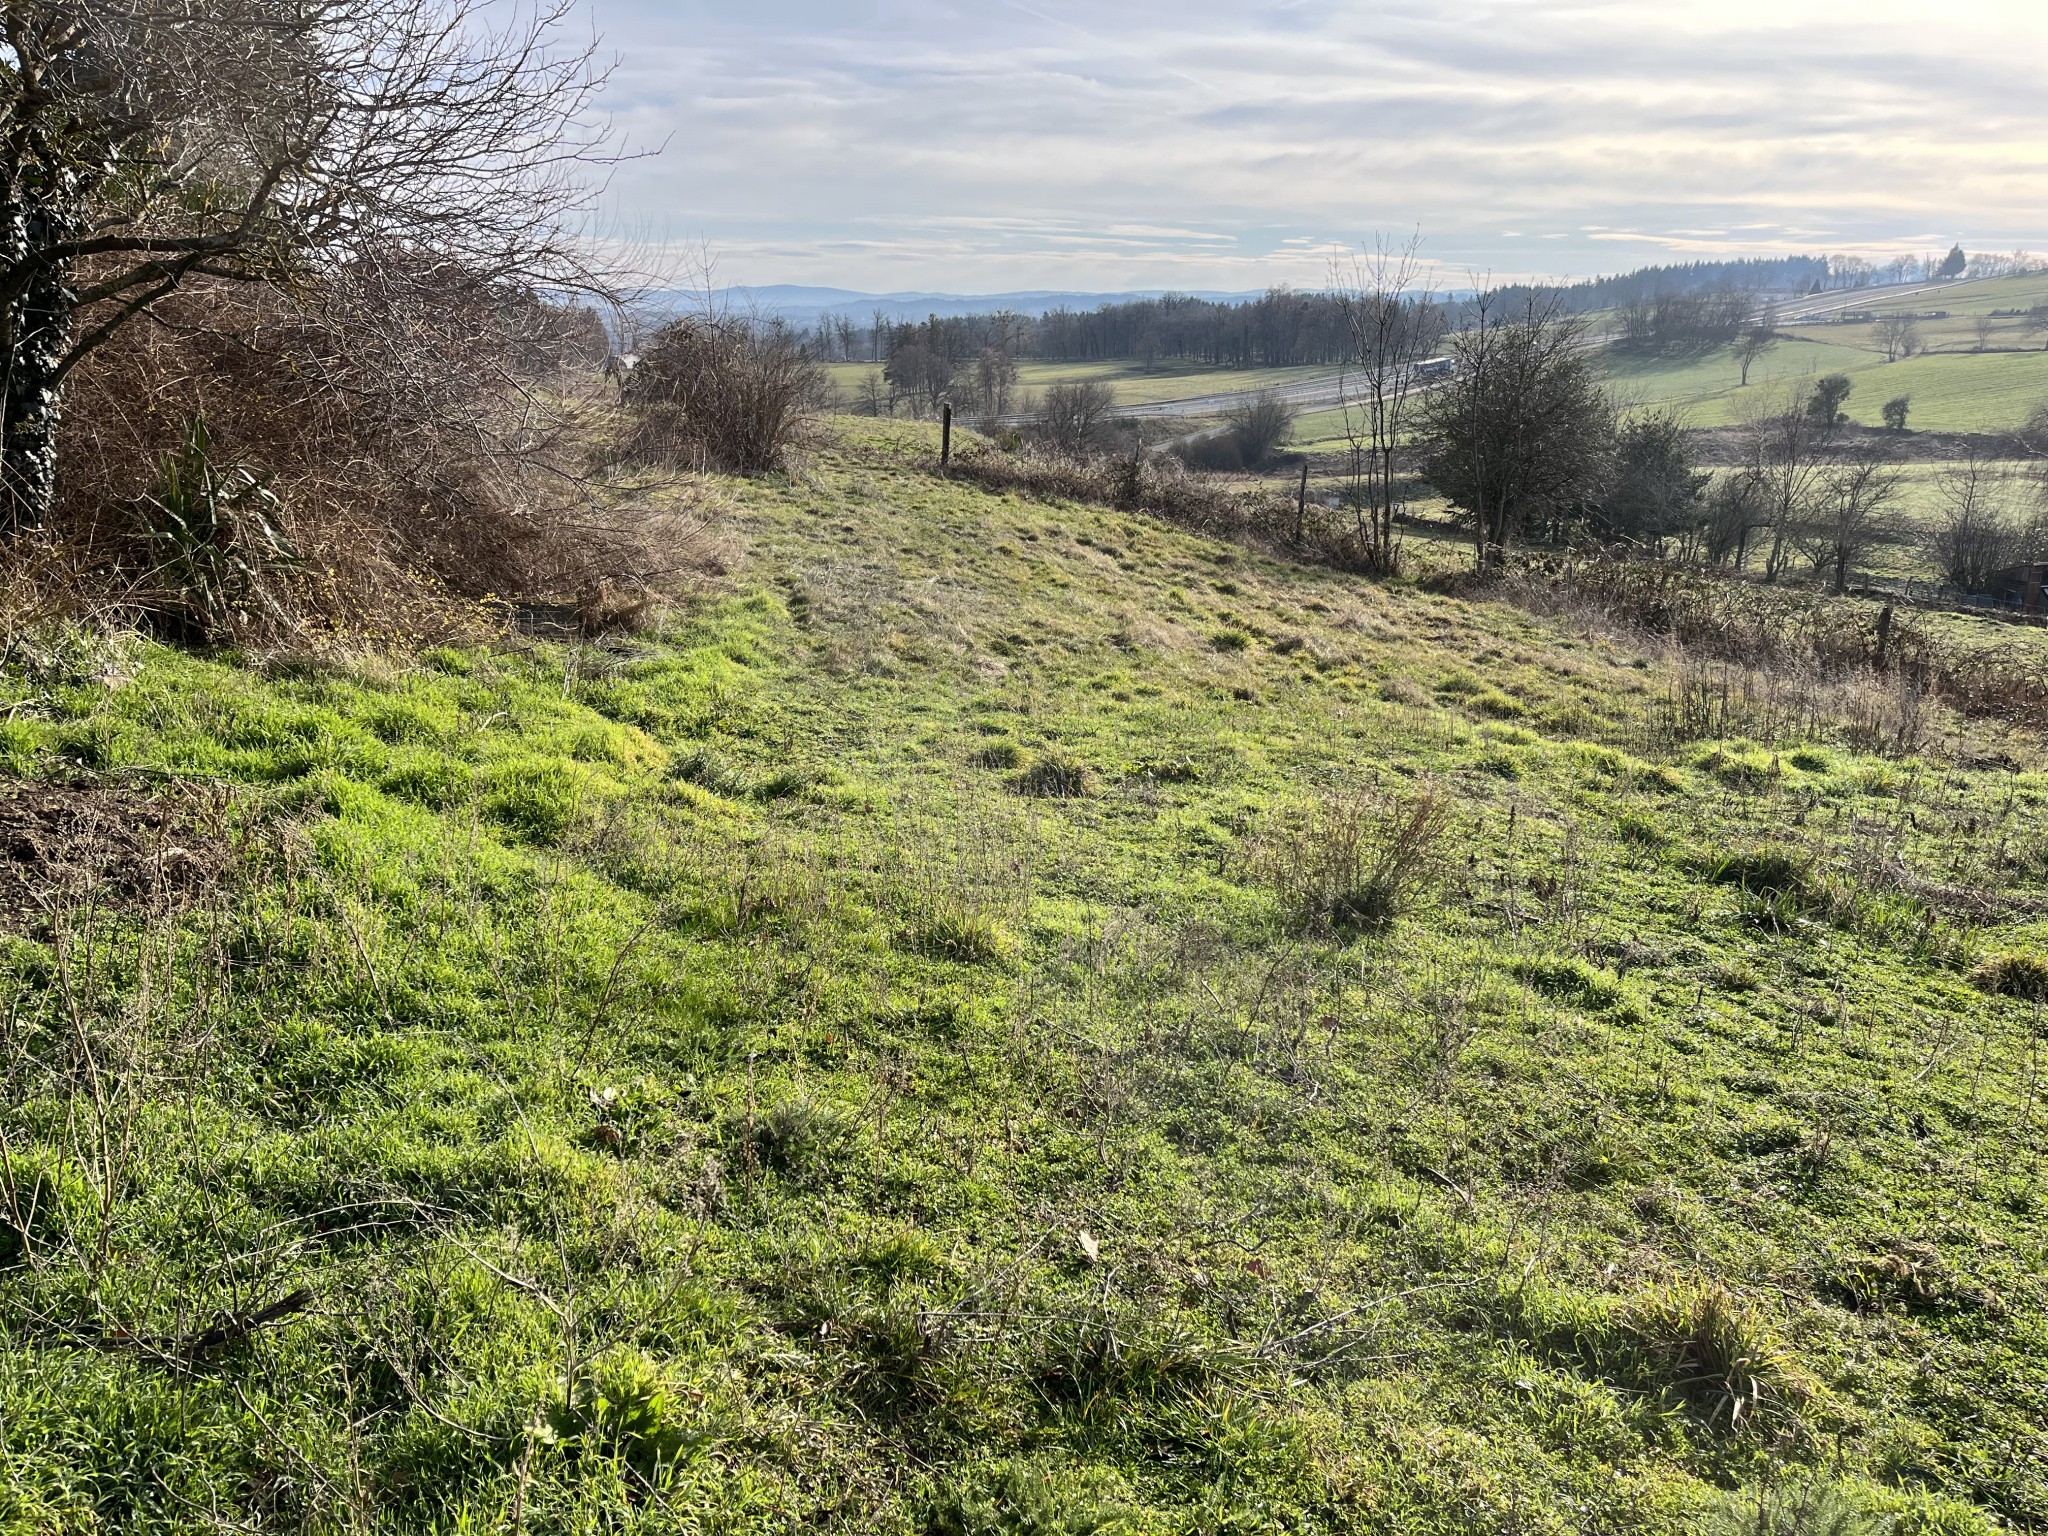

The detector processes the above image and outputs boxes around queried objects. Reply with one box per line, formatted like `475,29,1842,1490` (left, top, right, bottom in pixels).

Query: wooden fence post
1295,460,1309,544
941,403,953,468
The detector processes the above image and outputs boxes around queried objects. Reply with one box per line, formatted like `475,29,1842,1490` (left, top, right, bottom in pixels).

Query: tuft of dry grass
1246,784,1454,933
1617,1279,1818,1429
1968,949,2048,1002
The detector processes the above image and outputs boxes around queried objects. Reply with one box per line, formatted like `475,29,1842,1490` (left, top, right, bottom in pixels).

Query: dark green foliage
131,415,300,641
1806,374,1854,426
1603,409,1709,548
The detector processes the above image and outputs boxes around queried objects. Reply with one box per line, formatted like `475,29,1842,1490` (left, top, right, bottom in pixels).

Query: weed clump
483,759,583,842
1249,785,1453,933
1616,1279,1815,1429
1702,1480,1884,1536
1013,753,1091,799
1509,955,1643,1021
927,1462,1137,1536
901,902,1014,964
545,1345,700,1487
622,316,820,473
732,1097,858,1178
1616,811,1667,848
973,740,1024,770
0,1151,88,1267
1968,950,2048,1002
1702,846,1811,898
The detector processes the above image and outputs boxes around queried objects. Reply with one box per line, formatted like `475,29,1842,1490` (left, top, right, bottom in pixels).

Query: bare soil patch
0,779,235,931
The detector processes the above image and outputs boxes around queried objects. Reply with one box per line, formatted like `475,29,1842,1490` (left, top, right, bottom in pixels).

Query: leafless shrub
947,443,1350,558
1035,380,1119,457
622,318,822,474
1246,785,1454,933
1,0,620,532
1222,391,1298,468
45,263,669,644
1925,459,2039,593
1511,554,2048,735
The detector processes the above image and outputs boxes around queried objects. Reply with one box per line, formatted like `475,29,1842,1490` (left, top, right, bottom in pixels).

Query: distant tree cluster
1411,293,2009,595
1612,291,1755,356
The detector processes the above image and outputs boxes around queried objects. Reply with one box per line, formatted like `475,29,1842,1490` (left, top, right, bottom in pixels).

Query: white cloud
588,0,2048,289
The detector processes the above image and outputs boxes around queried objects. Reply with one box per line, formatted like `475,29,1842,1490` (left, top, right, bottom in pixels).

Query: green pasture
823,359,1345,411
0,418,2043,1529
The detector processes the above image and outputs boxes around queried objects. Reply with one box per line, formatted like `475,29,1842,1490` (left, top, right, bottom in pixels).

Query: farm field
1601,274,2048,435
3,416,2045,1530
1600,337,2048,434
823,359,1345,411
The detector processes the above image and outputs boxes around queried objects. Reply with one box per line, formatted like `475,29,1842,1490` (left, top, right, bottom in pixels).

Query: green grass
1602,337,2048,433
0,416,2043,1530
1603,319,2048,434
824,359,1344,411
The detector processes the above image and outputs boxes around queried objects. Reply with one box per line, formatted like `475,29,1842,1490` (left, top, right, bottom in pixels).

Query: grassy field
1602,272,2048,434
823,360,1344,411
0,418,2045,1530
1601,337,2048,434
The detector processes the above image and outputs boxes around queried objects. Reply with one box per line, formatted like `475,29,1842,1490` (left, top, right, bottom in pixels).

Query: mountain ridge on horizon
644,284,1273,326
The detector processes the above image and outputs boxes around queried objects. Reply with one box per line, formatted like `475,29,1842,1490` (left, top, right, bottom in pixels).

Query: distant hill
640,285,1270,326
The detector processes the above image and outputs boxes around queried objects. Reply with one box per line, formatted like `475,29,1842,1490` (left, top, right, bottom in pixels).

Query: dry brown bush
1502,554,2048,742
1244,784,1454,933
29,261,686,645
620,318,822,474
946,442,1352,556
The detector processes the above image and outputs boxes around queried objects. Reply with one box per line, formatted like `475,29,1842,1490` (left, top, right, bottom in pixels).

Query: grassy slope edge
0,418,2040,1533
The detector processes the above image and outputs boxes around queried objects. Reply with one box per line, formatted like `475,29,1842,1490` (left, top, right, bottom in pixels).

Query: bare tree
1974,314,1999,352
1732,324,1778,386
1037,379,1117,457
1332,235,1443,572
884,342,953,416
1797,443,1903,593
1875,313,1921,363
0,0,616,533
1698,472,1768,568
1223,391,1297,468
1926,458,2036,592
1741,389,1838,582
971,347,1019,424
1418,288,1613,568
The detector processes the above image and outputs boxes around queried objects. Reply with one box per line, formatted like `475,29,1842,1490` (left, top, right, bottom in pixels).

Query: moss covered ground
0,419,2043,1532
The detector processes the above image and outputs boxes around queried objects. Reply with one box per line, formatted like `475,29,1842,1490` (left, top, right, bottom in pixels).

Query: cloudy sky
589,0,2048,293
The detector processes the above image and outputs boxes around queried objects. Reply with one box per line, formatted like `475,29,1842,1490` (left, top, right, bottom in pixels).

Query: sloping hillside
1602,273,2048,433
0,420,2041,1532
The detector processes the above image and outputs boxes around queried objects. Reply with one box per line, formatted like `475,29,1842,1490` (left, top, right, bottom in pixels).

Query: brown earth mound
0,780,234,931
